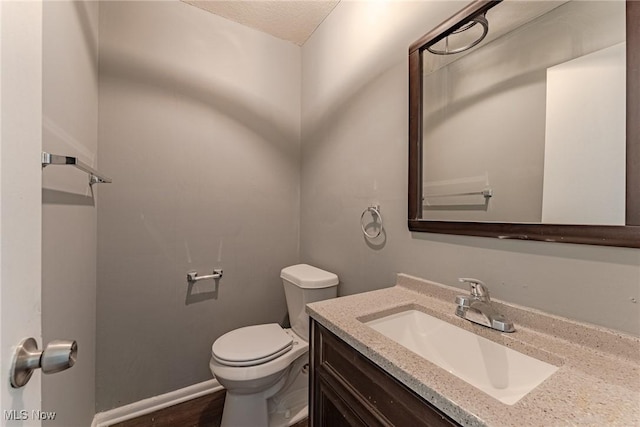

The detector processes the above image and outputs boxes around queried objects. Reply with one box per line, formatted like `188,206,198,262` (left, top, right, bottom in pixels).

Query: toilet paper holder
10,337,77,388
187,269,223,283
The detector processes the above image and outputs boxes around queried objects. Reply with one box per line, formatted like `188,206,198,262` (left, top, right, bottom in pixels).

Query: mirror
408,0,640,248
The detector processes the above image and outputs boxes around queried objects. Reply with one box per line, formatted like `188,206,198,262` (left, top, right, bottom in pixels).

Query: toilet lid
212,323,293,367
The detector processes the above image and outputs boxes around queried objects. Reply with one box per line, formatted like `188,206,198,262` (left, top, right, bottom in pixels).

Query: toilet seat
212,323,293,367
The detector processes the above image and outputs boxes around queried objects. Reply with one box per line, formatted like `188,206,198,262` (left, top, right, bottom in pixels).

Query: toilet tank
281,264,338,341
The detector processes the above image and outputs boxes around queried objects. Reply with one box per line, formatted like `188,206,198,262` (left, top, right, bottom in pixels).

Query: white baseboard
91,379,223,427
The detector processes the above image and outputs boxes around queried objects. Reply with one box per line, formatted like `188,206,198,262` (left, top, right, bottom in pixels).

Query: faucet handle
455,295,471,308
454,295,470,319
459,278,490,301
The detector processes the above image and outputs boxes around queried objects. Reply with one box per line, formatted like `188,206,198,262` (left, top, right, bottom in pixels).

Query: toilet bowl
209,264,338,427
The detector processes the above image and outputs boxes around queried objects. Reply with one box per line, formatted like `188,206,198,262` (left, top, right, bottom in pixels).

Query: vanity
307,274,640,426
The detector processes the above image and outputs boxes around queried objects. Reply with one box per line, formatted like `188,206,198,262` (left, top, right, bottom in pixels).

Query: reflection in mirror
421,1,625,225
408,0,640,247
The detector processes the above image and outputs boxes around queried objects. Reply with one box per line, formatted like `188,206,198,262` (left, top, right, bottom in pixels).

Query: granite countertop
306,274,640,426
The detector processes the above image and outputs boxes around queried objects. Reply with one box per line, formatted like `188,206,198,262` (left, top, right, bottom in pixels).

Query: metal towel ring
361,205,383,238
427,13,489,55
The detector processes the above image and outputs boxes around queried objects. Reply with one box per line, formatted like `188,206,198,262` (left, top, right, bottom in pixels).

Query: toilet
210,264,339,427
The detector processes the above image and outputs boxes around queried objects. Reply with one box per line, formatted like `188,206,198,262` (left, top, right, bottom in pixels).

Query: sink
365,309,559,405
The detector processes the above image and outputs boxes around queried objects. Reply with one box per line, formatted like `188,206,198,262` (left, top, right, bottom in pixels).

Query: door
1,1,44,426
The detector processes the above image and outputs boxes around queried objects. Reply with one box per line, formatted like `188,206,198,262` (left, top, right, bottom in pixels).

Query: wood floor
110,389,308,427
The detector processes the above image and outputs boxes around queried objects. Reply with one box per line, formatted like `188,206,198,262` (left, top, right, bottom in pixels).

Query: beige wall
42,1,99,425
96,1,301,411
300,1,640,336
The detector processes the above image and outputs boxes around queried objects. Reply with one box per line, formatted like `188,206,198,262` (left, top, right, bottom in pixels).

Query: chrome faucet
455,278,515,333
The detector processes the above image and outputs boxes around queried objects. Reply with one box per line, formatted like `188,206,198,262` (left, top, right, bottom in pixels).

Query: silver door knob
10,337,77,388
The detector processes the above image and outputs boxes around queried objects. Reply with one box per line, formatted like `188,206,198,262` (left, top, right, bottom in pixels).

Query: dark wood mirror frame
408,0,640,248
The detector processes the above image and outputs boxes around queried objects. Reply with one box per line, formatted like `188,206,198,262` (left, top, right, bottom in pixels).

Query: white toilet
210,264,339,427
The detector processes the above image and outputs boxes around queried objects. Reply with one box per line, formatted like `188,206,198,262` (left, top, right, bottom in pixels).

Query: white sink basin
365,309,559,405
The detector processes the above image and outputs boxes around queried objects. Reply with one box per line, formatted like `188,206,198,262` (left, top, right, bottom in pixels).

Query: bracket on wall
42,152,112,185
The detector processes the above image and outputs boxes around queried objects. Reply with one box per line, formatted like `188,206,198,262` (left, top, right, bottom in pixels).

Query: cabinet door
310,320,460,427
316,377,369,427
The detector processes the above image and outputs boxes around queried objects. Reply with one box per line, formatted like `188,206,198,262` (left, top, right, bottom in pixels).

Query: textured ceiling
182,0,340,46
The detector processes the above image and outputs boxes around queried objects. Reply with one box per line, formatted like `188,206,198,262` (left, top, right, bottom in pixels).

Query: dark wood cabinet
310,319,461,427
